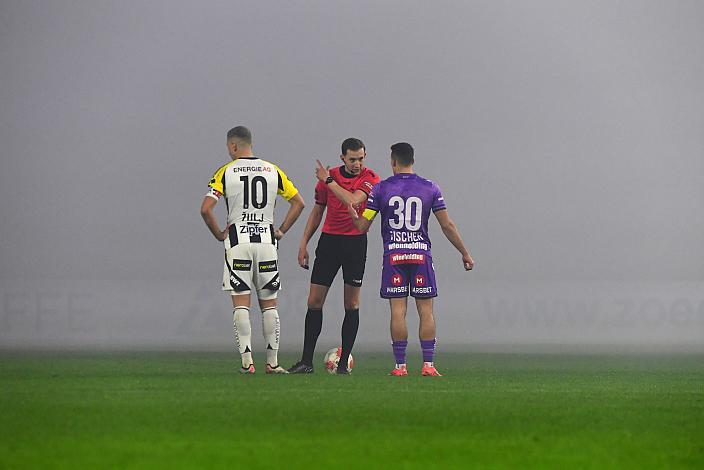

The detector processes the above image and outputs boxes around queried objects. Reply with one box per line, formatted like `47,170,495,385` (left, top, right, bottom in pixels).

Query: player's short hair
341,137,365,156
227,126,252,146
390,142,414,166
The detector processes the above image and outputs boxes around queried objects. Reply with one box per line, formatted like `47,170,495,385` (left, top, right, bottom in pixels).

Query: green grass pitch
1,351,702,468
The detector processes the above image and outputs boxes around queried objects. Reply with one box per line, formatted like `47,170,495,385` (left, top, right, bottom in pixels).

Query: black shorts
311,233,368,288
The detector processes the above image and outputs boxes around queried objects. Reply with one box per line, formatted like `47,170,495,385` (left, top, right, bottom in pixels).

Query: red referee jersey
315,166,381,235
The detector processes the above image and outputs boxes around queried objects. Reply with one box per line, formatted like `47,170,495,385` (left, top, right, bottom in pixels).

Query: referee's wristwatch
325,176,334,185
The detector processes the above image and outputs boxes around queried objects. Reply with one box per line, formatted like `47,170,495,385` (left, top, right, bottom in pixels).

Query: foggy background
1,1,702,351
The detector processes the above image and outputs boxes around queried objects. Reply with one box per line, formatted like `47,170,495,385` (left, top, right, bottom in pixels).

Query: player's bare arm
200,196,229,241
298,203,326,269
275,192,305,240
434,209,474,271
347,202,373,233
315,159,368,205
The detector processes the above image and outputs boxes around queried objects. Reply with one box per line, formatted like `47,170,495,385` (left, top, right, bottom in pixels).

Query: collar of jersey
391,172,417,179
339,165,358,179
236,156,258,160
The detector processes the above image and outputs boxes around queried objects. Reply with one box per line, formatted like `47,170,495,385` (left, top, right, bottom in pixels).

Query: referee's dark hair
341,137,365,156
227,126,252,146
390,142,414,166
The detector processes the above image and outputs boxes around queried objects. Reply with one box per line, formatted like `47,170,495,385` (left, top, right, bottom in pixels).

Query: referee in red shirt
288,138,380,374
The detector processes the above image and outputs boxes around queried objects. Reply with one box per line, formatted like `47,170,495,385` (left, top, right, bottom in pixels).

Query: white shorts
222,243,281,300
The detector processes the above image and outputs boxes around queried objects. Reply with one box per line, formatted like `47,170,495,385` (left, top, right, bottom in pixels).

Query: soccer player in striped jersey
287,138,381,374
200,126,305,374
348,142,474,376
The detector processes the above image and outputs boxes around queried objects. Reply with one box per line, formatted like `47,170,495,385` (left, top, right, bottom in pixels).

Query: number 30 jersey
206,156,299,245
362,173,446,256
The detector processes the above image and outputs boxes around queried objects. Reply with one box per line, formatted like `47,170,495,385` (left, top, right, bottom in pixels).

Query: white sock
424,361,434,367
233,307,252,367
262,307,280,366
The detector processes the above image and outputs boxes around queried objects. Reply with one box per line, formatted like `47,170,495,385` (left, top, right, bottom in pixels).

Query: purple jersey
364,173,446,257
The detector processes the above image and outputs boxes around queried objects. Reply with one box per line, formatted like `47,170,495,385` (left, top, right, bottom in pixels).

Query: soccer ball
323,347,354,374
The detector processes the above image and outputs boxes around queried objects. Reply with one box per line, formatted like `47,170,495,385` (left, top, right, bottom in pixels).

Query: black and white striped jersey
206,156,298,245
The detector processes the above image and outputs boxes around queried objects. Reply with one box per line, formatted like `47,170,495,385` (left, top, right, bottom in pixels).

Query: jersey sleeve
206,163,228,200
362,182,381,221
432,183,447,212
356,170,381,196
314,180,328,206
273,164,299,201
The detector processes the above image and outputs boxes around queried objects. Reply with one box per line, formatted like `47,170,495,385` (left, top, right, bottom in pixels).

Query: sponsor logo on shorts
412,286,434,295
386,286,408,294
229,272,250,292
415,274,425,286
258,261,278,273
391,274,403,286
231,259,252,271
390,253,426,265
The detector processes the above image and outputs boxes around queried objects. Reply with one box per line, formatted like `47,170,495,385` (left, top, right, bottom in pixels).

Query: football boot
287,361,314,374
239,364,256,375
389,364,408,376
266,364,289,374
421,364,442,376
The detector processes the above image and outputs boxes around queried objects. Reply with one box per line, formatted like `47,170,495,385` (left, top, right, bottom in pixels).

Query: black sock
339,308,359,369
301,308,323,365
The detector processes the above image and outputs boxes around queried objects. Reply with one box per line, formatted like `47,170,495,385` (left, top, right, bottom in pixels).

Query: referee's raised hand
315,159,330,182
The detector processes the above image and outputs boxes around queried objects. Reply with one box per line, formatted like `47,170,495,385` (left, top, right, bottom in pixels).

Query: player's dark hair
341,137,365,156
227,126,252,146
390,142,414,166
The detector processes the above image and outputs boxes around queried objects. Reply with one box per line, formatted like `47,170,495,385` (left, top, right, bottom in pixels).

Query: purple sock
392,340,408,364
420,339,436,363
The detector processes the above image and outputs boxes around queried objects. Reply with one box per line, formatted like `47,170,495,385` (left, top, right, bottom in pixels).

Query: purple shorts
380,253,438,299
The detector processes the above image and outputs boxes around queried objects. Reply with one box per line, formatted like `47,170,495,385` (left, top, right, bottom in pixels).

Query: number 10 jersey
206,156,299,246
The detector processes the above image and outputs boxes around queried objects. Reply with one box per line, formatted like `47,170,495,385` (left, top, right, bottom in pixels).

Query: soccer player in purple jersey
348,142,474,376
